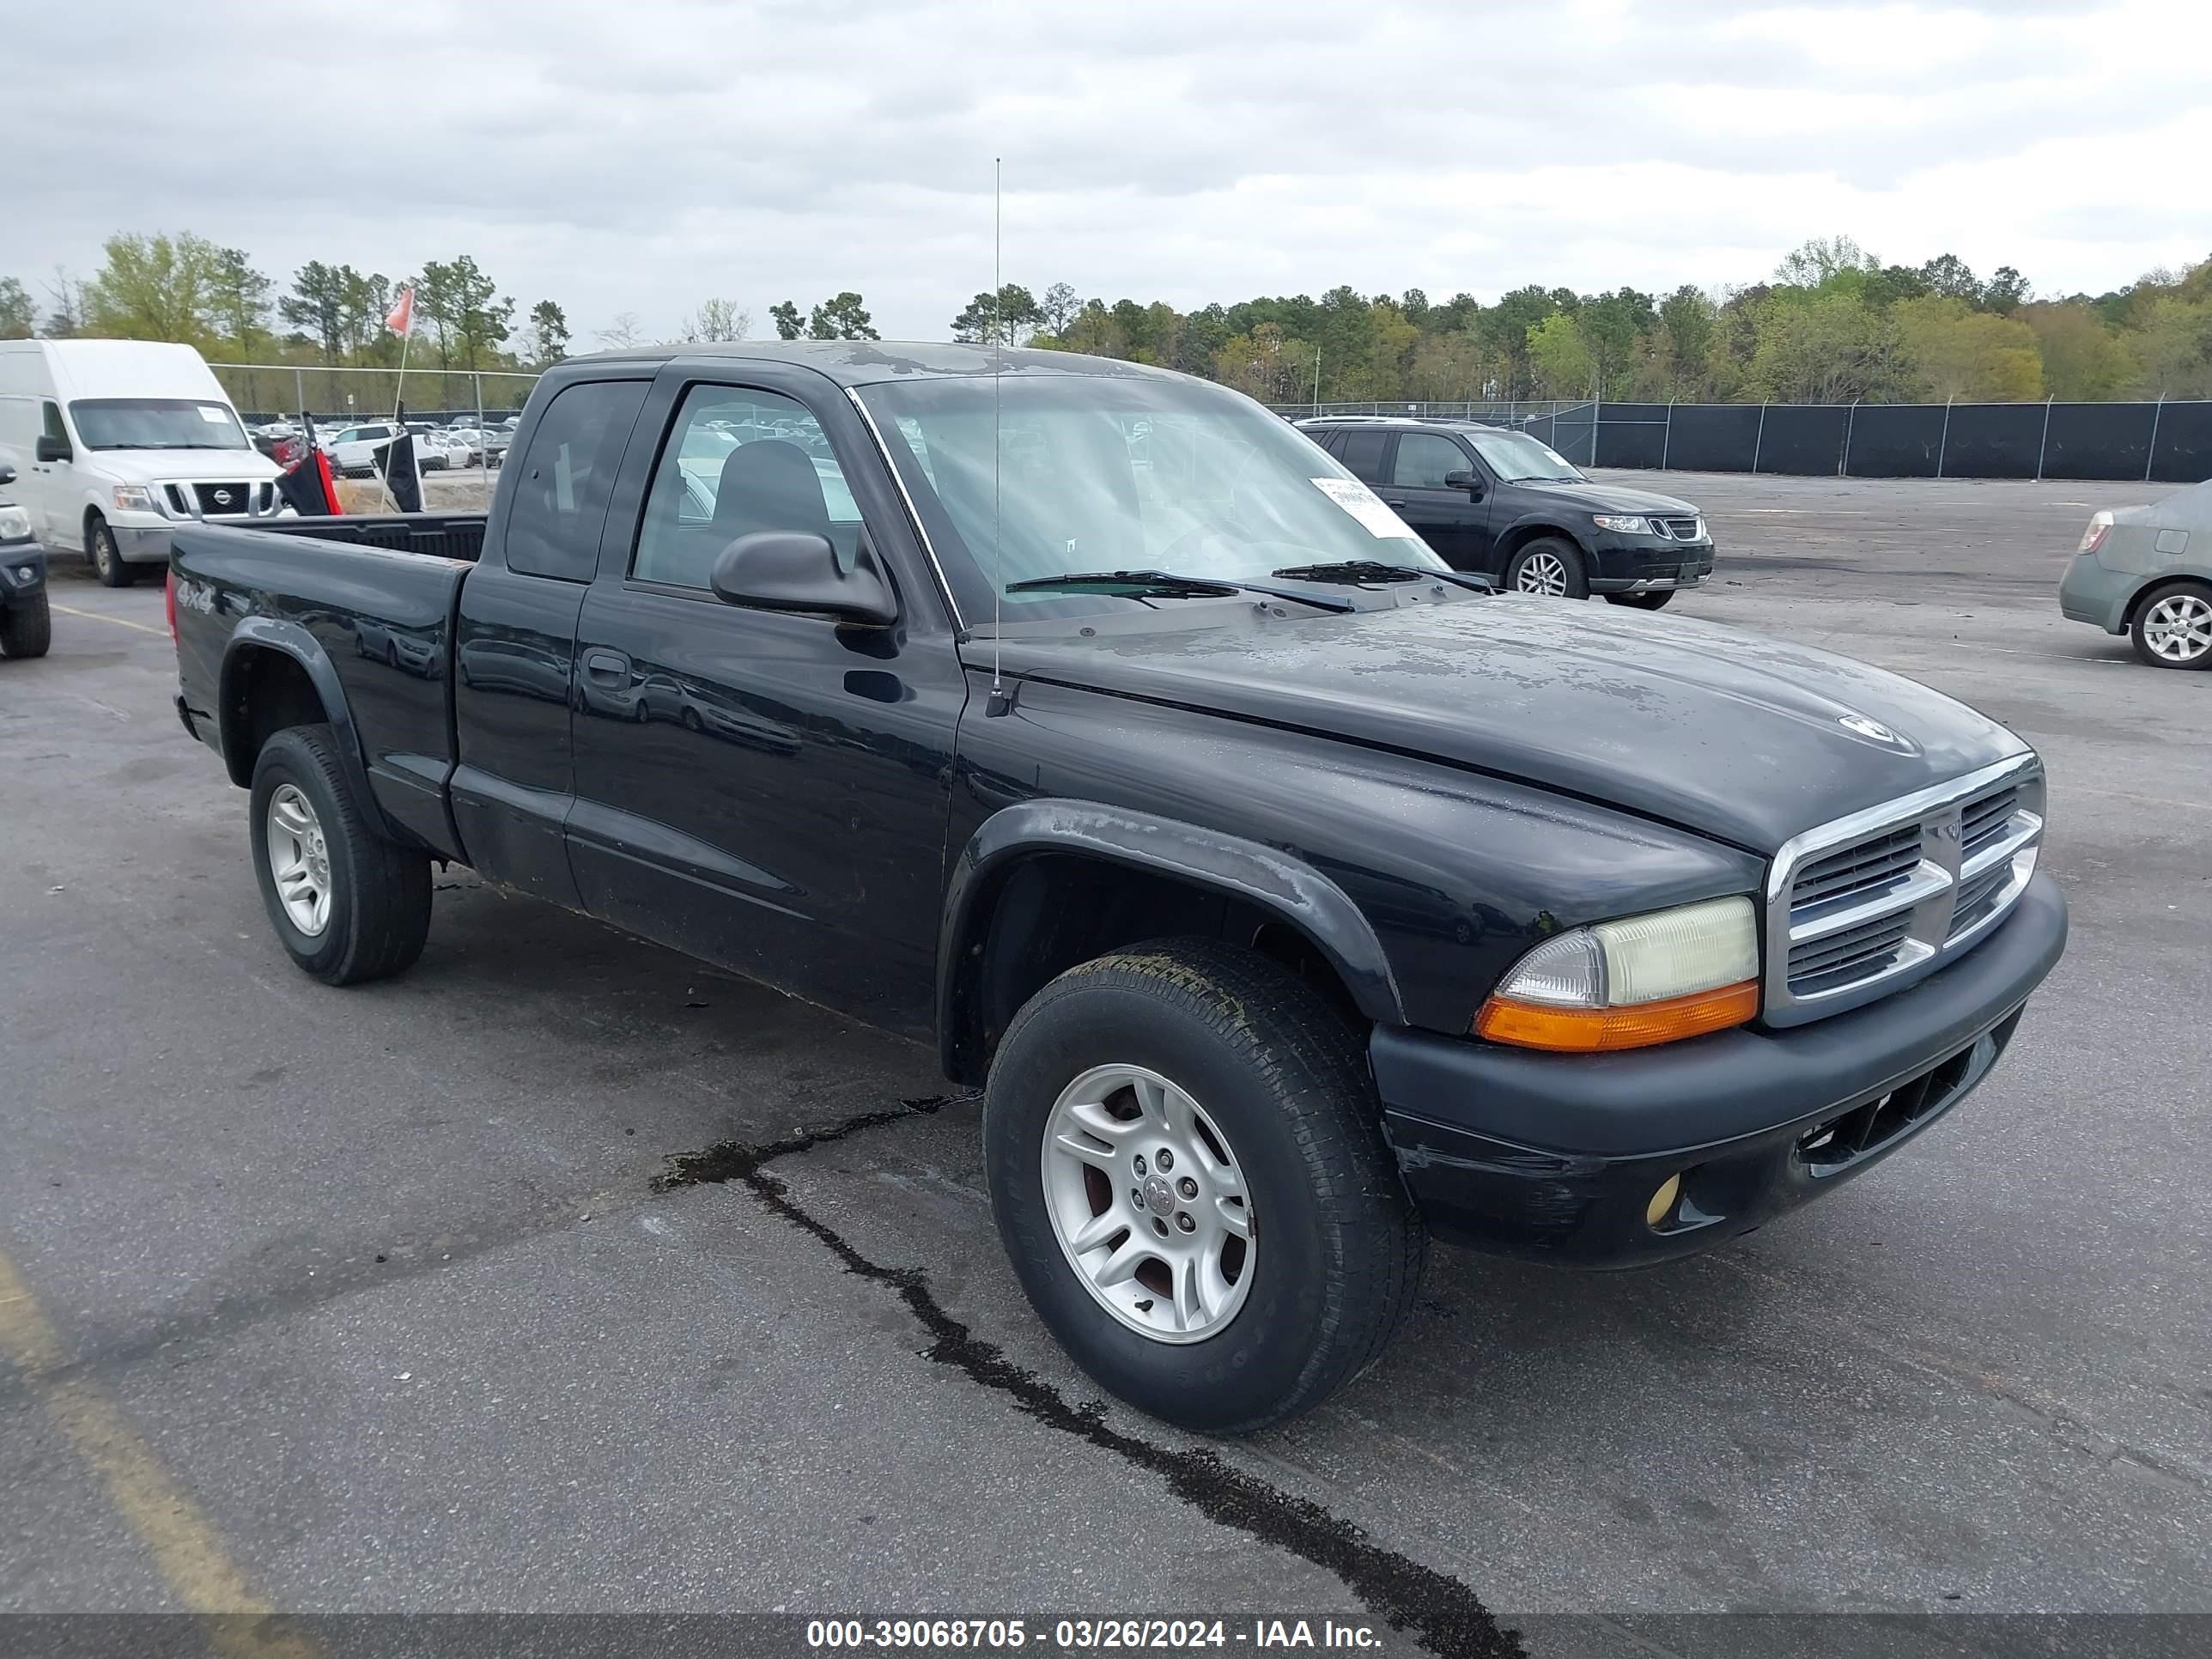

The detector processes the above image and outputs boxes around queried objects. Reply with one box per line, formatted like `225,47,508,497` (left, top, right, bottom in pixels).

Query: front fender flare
217,617,380,814
939,799,1407,1078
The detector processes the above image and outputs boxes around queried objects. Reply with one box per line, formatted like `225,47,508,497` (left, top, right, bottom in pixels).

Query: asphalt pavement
3,471,2207,1658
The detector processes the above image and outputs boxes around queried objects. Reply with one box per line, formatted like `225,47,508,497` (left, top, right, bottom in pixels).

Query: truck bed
171,514,487,859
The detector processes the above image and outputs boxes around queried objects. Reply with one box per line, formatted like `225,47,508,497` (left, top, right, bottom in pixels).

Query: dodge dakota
170,342,2068,1432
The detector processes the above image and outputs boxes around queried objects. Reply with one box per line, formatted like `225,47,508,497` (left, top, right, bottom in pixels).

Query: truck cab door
29,400,74,547
450,378,650,909
565,367,966,1038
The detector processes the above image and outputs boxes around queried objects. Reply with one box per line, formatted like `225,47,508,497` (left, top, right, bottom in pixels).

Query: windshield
859,374,1443,625
70,399,250,452
1464,428,1582,483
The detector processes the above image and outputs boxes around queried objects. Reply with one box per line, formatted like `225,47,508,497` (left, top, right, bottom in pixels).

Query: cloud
1,0,2203,344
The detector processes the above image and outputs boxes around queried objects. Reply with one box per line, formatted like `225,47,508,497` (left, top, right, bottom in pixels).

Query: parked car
322,422,406,477
170,342,2065,1435
1297,416,1715,606
0,338,288,586
0,461,50,659
439,426,487,466
2058,477,2212,669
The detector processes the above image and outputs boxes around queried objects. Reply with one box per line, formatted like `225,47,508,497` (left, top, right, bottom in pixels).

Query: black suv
1299,416,1715,608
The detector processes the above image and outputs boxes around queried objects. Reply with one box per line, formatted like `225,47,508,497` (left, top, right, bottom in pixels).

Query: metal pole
475,371,489,507
1840,400,1857,477
1590,390,1601,468
1312,349,1321,416
294,367,306,421
1751,401,1767,474
1936,396,1953,479
2035,394,2053,482
2145,396,2164,483
1662,400,1674,471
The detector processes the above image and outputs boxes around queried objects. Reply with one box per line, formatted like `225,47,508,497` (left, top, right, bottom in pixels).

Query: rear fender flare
217,617,380,814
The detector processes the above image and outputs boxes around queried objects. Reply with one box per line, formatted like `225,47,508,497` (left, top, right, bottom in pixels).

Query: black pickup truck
171,343,2067,1433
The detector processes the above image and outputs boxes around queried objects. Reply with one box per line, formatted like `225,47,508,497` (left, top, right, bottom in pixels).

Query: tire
1606,589,1675,611
983,938,1425,1434
0,591,52,659
248,724,433,985
2130,580,2212,670
1504,536,1589,599
87,514,137,587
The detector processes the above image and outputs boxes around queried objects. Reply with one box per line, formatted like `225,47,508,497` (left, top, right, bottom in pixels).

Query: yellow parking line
0,1250,316,1659
52,603,169,638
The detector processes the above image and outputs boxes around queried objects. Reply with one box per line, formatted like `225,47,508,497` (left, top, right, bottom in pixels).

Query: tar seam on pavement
654,1096,1526,1659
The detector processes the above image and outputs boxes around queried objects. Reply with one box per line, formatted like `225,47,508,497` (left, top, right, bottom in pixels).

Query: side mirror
709,531,898,628
1443,469,1484,499
35,435,71,465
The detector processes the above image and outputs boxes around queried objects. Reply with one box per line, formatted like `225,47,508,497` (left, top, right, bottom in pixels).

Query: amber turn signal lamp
1474,979,1759,1053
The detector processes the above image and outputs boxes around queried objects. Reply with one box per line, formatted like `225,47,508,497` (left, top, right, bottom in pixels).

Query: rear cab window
503,380,649,581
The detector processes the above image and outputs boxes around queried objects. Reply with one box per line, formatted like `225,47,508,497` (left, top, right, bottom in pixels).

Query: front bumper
1373,872,2067,1267
1586,532,1715,592
0,540,46,598
112,523,175,562
2057,550,2131,633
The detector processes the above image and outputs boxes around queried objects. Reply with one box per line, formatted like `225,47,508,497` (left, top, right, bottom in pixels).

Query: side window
1391,433,1468,489
504,380,648,581
633,385,861,590
1336,429,1388,483
42,402,68,442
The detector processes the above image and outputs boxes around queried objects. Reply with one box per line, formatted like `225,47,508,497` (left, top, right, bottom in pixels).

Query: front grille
193,482,254,515
1764,757,2045,1027
1653,516,1703,540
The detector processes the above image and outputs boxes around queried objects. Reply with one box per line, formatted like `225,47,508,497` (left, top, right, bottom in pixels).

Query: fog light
1645,1174,1682,1229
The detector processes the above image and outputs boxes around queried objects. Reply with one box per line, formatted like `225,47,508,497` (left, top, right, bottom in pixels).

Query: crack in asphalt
657,1095,1525,1659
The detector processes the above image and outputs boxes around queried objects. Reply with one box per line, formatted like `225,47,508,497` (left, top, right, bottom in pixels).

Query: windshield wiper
1271,560,1495,594
1004,569,1356,615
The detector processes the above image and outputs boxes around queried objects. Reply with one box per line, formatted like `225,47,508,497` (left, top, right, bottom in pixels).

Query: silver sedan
2059,477,2212,669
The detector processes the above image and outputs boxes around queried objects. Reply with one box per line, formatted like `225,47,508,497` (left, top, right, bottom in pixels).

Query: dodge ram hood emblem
1838,712,1901,744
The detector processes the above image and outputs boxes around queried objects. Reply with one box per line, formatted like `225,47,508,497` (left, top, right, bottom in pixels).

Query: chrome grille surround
1763,753,2045,1028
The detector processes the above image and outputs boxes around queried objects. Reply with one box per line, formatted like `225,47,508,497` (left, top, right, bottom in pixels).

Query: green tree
2021,302,2130,400
1893,295,2043,400
1917,252,1981,302
769,301,803,341
1526,313,1595,397
1656,286,1716,395
0,277,34,339
951,283,1042,344
1776,235,1874,287
415,256,511,372
807,292,878,340
1982,266,2030,314
83,231,221,345
1038,282,1080,335
2130,295,2212,397
280,261,347,362
1579,288,1656,397
1747,292,1907,403
208,247,272,357
525,300,570,366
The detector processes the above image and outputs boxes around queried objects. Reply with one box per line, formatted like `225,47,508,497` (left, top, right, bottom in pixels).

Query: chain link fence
1276,397,2212,483
210,362,542,428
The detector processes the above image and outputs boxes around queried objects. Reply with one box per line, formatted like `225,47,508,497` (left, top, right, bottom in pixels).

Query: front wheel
1504,536,1589,599
249,724,433,984
2131,581,2212,669
984,939,1425,1434
87,515,137,587
1606,589,1675,611
0,592,52,658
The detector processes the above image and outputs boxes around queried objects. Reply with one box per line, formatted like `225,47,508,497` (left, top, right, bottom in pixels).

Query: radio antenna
990,156,1004,705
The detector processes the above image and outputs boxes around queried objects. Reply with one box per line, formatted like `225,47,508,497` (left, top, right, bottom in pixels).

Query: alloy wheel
1039,1063,1254,1344
1516,551,1570,595
265,783,333,937
2142,592,2212,663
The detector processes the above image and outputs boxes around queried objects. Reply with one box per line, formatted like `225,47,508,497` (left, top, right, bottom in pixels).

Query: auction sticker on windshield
1310,477,1418,539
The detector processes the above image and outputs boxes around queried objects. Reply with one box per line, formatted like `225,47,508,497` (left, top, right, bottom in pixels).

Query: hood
83,449,282,484
985,602,2028,853
1511,477,1699,515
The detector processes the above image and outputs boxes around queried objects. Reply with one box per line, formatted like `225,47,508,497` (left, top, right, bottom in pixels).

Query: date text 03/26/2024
804,1619,1384,1650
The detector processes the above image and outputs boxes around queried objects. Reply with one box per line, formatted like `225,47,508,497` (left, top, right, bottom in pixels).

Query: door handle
1380,496,1409,507
582,649,629,682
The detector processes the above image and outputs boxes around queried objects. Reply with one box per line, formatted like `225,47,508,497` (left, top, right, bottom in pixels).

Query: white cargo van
0,340,288,586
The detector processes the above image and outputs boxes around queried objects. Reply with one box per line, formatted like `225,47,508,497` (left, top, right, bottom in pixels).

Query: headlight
0,505,30,542
112,484,157,513
1593,514,1653,534
1475,896,1760,1052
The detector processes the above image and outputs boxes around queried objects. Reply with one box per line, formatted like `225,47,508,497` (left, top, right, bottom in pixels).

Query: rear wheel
1606,589,1675,611
87,514,137,587
984,939,1425,1434
0,592,52,659
1504,536,1589,599
249,724,433,984
2130,581,2212,669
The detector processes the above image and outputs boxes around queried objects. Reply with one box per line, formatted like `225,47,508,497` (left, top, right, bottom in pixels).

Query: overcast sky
4,0,2206,347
